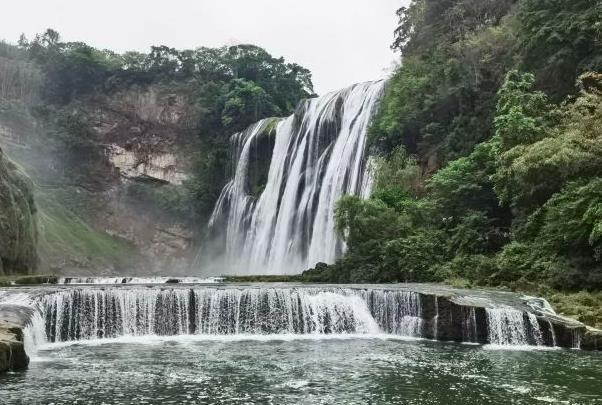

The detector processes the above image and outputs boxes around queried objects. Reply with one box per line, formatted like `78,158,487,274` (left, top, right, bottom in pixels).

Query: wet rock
0,304,34,373
581,327,602,351
0,326,28,372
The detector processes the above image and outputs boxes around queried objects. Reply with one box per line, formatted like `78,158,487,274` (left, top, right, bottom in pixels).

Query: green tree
517,0,602,100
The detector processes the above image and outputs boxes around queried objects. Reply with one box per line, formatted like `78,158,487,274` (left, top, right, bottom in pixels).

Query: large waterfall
208,81,385,275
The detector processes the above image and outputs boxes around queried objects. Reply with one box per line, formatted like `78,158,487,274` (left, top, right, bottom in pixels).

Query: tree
220,79,279,131
494,72,602,211
517,0,602,100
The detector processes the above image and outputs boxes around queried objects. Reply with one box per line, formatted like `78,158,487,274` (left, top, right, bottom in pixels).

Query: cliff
0,82,198,276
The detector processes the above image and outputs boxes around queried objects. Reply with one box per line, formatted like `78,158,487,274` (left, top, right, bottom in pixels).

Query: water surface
1,337,600,404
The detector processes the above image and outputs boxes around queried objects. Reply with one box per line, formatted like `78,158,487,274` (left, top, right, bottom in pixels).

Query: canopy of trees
305,0,602,292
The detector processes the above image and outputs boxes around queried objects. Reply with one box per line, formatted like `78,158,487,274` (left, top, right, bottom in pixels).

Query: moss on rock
0,148,37,275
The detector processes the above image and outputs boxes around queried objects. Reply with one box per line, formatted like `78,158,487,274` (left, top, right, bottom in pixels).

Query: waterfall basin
1,335,601,404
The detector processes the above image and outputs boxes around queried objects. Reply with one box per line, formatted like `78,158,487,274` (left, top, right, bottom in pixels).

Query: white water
486,307,544,346
0,286,566,353
26,287,422,346
208,81,385,275
57,277,222,285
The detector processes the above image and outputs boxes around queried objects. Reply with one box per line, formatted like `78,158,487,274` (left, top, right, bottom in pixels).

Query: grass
545,291,602,330
35,188,137,271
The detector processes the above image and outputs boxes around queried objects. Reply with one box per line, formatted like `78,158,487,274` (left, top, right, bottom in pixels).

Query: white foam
57,277,223,285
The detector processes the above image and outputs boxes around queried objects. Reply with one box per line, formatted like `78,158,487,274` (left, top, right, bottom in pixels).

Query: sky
1,0,405,95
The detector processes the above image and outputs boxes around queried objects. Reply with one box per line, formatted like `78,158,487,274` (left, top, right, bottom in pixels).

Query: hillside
0,34,313,275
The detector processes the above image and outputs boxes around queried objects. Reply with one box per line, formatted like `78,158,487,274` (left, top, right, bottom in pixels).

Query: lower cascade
9,285,581,349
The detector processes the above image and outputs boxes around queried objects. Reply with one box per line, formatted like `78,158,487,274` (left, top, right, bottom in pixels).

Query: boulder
581,327,602,351
0,325,28,372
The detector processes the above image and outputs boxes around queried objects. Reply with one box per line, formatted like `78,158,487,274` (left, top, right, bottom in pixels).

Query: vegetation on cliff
0,148,37,275
306,0,602,310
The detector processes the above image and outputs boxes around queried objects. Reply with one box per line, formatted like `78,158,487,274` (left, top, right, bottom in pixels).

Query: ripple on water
0,339,601,405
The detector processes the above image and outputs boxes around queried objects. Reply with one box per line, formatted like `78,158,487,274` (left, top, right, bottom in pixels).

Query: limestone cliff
0,148,37,275
0,80,197,276
2,40,200,276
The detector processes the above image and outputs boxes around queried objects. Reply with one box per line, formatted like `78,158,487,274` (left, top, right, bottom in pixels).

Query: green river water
1,336,600,404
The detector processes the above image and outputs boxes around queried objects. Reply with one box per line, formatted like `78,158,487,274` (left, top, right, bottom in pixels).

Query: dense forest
303,0,601,322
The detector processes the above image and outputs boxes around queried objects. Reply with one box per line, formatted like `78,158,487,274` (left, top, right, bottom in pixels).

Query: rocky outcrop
109,145,186,184
0,326,28,372
1,81,197,276
0,304,33,372
69,84,198,274
0,148,37,275
582,327,602,351
421,292,585,347
85,83,194,185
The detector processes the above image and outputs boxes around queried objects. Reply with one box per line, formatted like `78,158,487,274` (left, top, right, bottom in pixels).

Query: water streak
486,307,544,346
37,288,413,343
208,81,385,274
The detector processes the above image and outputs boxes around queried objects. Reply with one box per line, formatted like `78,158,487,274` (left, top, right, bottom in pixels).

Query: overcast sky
1,0,405,95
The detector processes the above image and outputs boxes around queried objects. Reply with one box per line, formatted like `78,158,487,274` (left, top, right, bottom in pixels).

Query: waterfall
208,81,385,275
6,286,570,350
462,307,478,343
486,307,544,346
364,289,423,337
38,287,416,343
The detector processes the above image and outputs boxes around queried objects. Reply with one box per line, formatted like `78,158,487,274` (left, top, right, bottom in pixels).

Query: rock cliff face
67,83,198,275
0,148,37,275
0,82,198,276
82,83,194,185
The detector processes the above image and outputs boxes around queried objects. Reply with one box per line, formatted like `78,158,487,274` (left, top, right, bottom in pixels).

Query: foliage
316,2,602,296
517,0,602,100
494,72,602,212
373,146,425,196
373,0,517,164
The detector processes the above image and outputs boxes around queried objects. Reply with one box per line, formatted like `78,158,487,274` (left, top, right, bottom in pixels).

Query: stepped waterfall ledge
208,81,385,275
0,283,594,362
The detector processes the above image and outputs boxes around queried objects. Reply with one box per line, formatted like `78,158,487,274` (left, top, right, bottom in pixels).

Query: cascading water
35,287,424,343
486,307,544,346
9,286,563,350
1,286,596,405
208,81,385,275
